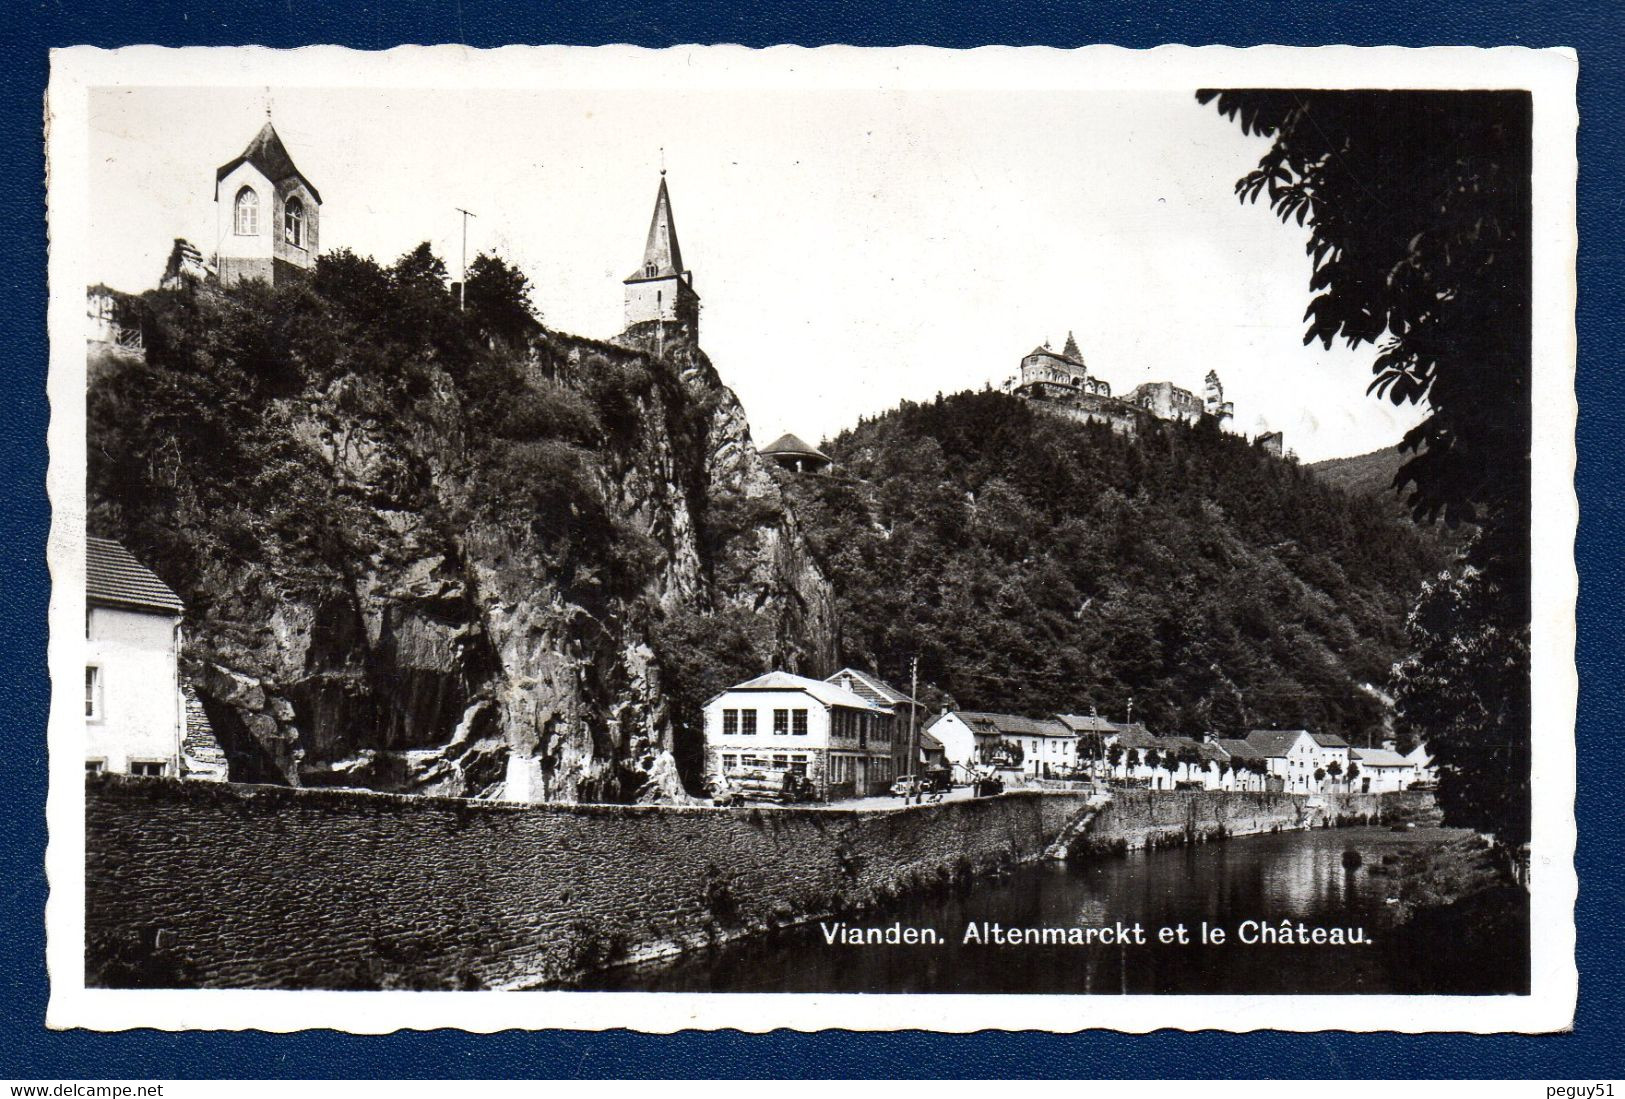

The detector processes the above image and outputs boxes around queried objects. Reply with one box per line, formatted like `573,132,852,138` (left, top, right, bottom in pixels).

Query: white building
216,120,321,287
925,711,1076,778
1349,746,1417,793
704,671,897,799
1308,731,1353,787
1406,742,1438,786
85,538,186,777
1245,730,1322,794
923,711,981,774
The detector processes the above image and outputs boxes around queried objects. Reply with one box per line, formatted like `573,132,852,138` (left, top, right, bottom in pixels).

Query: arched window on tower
645,262,658,277
234,187,259,235
283,196,304,248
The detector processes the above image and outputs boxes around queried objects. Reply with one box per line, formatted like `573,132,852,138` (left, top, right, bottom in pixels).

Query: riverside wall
1073,788,1438,852
84,776,1090,990
83,777,1436,990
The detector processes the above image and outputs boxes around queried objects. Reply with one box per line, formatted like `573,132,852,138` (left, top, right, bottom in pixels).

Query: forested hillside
782,393,1451,743
1307,445,1408,498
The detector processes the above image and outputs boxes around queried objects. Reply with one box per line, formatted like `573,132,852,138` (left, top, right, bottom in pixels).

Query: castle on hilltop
1002,331,1269,448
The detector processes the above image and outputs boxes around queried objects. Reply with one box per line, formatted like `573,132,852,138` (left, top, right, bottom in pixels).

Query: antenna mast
454,207,478,310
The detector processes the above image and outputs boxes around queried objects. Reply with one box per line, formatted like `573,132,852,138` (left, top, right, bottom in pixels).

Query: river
578,825,1526,995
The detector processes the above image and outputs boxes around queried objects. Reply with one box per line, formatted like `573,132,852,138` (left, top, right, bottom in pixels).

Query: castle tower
1204,369,1235,427
214,119,321,287
623,175,700,341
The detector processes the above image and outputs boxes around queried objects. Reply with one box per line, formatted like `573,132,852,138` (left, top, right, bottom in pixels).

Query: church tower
623,174,700,342
214,119,322,287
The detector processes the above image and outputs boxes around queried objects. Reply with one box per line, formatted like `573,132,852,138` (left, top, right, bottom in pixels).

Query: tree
1391,562,1530,846
1160,753,1180,786
1327,758,1344,789
1201,90,1533,846
1107,741,1124,780
465,252,542,348
1347,761,1362,790
1197,91,1530,555
1127,748,1141,779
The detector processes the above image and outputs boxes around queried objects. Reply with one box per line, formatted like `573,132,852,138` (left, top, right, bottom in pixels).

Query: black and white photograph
44,45,1577,1033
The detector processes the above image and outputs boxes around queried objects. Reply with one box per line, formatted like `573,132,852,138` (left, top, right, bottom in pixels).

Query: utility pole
907,656,920,805
455,207,478,310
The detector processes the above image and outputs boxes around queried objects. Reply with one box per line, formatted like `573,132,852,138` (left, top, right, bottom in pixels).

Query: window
773,709,789,735
722,709,738,735
790,760,808,777
85,759,105,775
85,665,102,721
284,196,304,247
721,754,738,770
773,754,789,768
792,709,808,736
130,761,166,777
740,710,757,735
234,187,259,235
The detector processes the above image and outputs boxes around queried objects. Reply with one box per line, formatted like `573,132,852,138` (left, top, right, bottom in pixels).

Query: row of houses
88,532,1431,803
703,669,1434,801
925,710,1431,795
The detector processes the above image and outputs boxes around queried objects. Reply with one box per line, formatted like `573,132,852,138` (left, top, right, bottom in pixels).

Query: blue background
4,0,1619,1080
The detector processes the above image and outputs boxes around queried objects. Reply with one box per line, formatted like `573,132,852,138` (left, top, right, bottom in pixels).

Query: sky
86,85,1427,463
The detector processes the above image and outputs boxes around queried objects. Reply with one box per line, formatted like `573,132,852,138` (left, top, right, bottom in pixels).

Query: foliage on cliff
87,245,832,799
783,392,1450,742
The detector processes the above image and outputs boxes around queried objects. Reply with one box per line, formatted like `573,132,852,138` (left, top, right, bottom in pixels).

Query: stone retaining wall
1076,788,1437,851
84,776,1089,990
84,777,1435,991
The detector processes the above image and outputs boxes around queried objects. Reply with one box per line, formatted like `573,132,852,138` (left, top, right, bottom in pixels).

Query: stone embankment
1062,788,1435,855
84,776,1436,991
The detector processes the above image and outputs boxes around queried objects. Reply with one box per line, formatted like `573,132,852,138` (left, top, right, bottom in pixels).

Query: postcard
44,43,1577,1032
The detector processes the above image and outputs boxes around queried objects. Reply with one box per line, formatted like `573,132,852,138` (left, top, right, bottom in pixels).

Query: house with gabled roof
825,668,921,779
925,710,1076,778
1308,731,1353,787
1213,738,1274,792
1349,746,1417,793
1405,742,1438,787
704,670,897,800
1245,729,1321,793
85,537,186,778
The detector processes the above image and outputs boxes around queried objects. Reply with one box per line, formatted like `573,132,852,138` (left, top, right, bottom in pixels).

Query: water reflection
578,826,1524,995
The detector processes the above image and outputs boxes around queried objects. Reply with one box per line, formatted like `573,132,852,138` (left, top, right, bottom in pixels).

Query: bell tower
215,117,321,287
623,173,700,343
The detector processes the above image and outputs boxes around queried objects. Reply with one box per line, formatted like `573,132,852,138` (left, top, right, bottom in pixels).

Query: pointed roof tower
629,176,686,282
215,120,322,203
1062,331,1083,363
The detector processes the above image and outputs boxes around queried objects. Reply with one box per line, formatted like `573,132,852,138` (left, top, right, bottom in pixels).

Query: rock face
91,296,836,803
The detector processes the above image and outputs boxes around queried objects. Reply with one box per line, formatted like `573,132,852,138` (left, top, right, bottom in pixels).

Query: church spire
1062,330,1083,362
622,174,700,341
632,176,685,281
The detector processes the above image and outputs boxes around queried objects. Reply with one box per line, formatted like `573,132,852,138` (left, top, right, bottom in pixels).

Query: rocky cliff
87,255,835,802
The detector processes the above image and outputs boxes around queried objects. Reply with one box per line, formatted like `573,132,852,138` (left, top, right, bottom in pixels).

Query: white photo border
44,42,1579,1034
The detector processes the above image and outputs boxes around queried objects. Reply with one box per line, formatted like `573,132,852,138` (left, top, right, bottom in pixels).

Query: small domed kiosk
759,433,832,474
